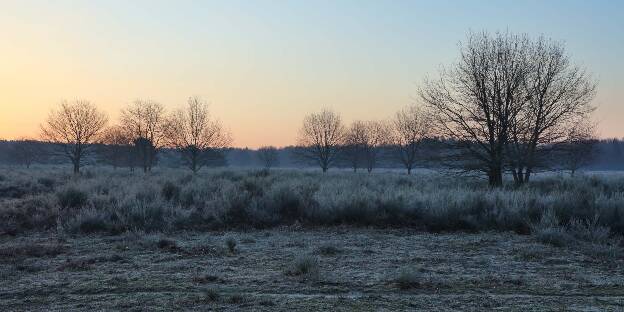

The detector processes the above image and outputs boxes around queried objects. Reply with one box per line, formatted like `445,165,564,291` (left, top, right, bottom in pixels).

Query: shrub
37,177,55,189
64,209,117,234
226,294,246,304
161,181,181,202
222,191,252,226
157,238,179,251
0,195,58,234
533,226,573,247
531,211,573,247
57,187,89,209
286,255,319,278
203,288,220,302
225,237,237,253
394,268,422,290
0,185,27,199
567,217,611,244
269,186,303,223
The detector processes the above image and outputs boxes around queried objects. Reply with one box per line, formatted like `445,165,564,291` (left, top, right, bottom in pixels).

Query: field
1,167,624,311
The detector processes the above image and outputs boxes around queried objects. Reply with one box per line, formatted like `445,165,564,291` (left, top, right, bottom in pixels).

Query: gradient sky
1,0,623,148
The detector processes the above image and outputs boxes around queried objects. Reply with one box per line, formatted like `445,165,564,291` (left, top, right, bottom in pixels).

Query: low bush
57,187,88,209
161,181,181,202
286,254,320,279
225,237,237,253
203,288,220,302
37,177,55,189
394,268,423,290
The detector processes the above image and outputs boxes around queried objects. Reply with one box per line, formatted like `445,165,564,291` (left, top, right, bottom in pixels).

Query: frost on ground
1,228,623,311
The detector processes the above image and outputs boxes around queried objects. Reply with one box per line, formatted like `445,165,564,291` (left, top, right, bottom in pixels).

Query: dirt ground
1,228,623,311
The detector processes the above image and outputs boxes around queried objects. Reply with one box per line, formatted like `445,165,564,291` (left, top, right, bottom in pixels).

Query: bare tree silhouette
391,105,431,175
164,96,231,173
257,146,279,169
361,120,391,173
41,100,108,174
98,125,134,170
343,121,367,172
420,31,595,186
559,121,597,176
297,109,345,173
8,138,42,168
507,36,596,183
120,99,166,172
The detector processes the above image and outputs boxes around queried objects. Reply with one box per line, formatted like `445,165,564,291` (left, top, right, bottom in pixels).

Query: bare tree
120,99,166,172
361,120,391,173
8,138,43,168
98,125,134,170
421,32,538,186
40,100,108,174
164,96,232,173
506,37,596,183
342,121,367,172
297,109,345,173
257,146,279,169
421,32,596,186
558,121,597,176
391,105,431,175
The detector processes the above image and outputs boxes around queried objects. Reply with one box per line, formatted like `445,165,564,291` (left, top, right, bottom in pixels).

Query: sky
1,0,623,148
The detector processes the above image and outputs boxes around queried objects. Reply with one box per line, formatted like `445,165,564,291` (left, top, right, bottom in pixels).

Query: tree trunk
73,161,80,175
488,167,503,187
191,160,198,174
524,169,531,182
511,169,519,184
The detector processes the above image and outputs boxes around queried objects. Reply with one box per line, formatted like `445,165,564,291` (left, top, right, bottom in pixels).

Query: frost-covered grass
1,166,624,239
1,229,623,310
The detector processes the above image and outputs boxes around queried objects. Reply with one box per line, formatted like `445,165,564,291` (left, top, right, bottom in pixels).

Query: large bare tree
164,96,232,173
421,31,596,186
41,100,108,174
421,32,535,186
297,109,345,173
391,105,431,175
120,99,166,172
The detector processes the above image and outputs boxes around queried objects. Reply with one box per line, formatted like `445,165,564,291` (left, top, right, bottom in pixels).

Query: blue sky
1,0,622,147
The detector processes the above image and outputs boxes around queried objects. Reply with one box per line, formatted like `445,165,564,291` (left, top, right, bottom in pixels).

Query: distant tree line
1,137,623,173
0,31,608,187
16,96,231,174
